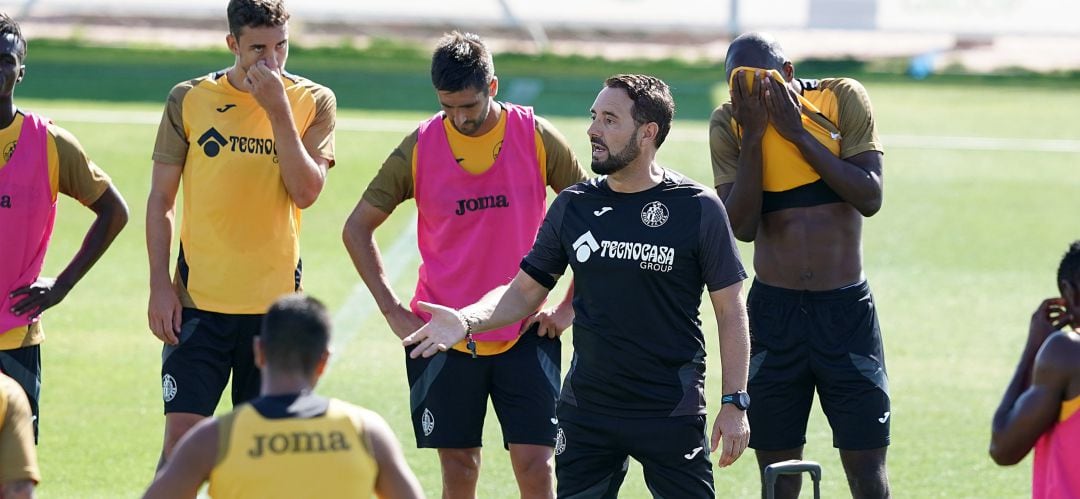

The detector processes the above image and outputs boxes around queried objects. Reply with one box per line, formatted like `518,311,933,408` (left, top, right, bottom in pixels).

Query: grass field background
14,42,1080,497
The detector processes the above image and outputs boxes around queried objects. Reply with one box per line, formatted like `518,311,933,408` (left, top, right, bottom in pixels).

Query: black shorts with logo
746,279,891,451
0,344,40,439
160,308,262,416
404,325,561,449
554,403,715,499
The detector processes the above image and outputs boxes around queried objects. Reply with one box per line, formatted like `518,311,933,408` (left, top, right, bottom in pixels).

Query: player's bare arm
145,161,184,345
991,298,1079,465
9,184,127,320
360,409,425,499
143,417,218,499
763,76,883,217
718,72,769,242
404,270,554,358
342,200,424,339
522,282,575,339
708,281,750,468
246,59,328,209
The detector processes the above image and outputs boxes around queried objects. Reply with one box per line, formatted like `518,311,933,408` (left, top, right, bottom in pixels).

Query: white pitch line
327,214,418,371
31,106,1080,153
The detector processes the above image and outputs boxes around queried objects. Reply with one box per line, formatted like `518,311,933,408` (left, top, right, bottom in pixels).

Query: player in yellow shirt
0,13,128,440
145,0,336,468
0,373,38,499
143,294,424,499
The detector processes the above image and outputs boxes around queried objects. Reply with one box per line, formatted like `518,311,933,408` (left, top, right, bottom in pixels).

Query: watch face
738,391,750,409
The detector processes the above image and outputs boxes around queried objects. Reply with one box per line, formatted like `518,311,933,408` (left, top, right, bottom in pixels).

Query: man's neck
0,99,17,129
472,100,502,137
225,66,250,93
606,156,664,193
260,372,316,397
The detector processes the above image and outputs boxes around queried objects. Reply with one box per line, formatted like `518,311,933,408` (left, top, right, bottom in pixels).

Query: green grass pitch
16,57,1080,497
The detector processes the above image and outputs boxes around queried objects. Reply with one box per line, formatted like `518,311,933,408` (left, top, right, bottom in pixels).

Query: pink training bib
0,113,55,331
411,104,546,342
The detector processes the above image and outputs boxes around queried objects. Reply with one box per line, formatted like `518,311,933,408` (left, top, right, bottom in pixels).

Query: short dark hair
227,0,290,39
603,74,675,149
724,32,787,81
1058,240,1080,289
260,294,331,375
431,31,493,93
0,14,26,60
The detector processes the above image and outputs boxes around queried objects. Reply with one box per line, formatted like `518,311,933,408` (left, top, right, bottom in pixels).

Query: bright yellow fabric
727,67,842,192
174,74,319,313
208,399,378,499
1060,394,1080,422
0,375,39,485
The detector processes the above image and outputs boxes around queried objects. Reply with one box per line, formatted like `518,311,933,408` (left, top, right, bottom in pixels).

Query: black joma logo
0,194,10,208
455,195,510,216
216,104,236,113
248,430,351,458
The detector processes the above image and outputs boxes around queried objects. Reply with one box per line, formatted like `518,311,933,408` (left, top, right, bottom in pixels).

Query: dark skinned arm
142,417,217,499
990,298,1076,465
763,76,883,217
718,70,769,242
9,184,128,319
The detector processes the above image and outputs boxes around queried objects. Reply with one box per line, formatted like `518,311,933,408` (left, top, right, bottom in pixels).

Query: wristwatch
721,390,750,411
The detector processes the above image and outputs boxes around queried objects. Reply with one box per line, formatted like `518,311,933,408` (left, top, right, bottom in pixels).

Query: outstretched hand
402,301,468,358
710,405,750,468
9,277,69,320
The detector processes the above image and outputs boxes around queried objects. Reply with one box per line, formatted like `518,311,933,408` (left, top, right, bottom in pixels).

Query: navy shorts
0,344,40,440
555,403,714,499
161,308,262,416
746,279,891,451
404,325,561,449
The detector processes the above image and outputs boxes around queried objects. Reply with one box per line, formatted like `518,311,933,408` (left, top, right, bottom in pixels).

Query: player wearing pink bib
992,240,1080,499
344,32,587,498
0,14,127,439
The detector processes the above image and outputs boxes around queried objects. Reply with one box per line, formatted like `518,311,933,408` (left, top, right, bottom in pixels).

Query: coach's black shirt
523,169,746,417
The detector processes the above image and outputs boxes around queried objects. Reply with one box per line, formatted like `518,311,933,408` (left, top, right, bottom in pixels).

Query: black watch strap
721,390,750,410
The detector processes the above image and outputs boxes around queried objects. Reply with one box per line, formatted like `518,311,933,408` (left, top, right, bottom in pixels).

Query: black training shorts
746,279,891,451
161,308,262,416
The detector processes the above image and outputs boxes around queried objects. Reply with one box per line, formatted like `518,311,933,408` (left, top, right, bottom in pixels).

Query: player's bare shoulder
1036,329,1080,373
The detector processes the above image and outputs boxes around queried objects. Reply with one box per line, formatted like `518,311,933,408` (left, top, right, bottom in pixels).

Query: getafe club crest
422,408,435,436
554,428,566,455
641,201,669,228
162,374,177,402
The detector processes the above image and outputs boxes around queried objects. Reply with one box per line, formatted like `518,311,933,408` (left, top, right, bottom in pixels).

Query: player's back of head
260,294,330,375
1058,240,1080,291
431,31,493,93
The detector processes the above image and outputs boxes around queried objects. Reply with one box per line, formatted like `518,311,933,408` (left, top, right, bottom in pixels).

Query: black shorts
0,345,40,440
160,308,262,416
555,403,714,499
404,326,561,449
746,279,891,451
